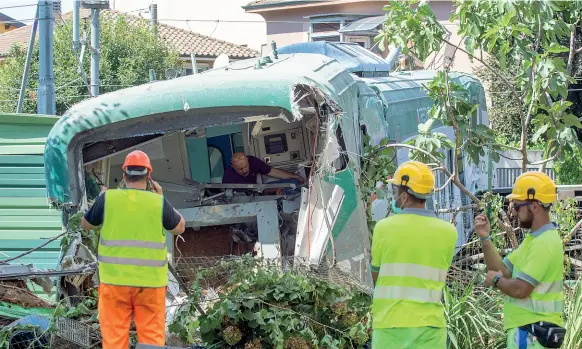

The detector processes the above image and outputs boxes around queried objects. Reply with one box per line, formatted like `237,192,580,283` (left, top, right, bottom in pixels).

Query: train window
208,146,225,183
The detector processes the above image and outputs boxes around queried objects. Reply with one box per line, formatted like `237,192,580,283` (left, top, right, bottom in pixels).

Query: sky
1,0,267,51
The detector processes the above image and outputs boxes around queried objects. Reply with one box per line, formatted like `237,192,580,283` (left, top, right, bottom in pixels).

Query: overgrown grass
563,280,582,349
444,278,582,349
444,279,505,349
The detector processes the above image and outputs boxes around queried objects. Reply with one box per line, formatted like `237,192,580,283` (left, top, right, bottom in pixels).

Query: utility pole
81,0,109,97
150,3,158,36
38,0,56,115
73,0,81,52
16,5,39,113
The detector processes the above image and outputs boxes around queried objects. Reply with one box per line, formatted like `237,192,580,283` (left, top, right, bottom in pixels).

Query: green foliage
0,14,180,115
564,280,582,349
474,58,524,143
444,280,505,349
375,0,447,59
359,136,397,236
0,324,45,349
406,118,453,163
477,193,507,250
405,71,502,165
376,0,582,170
554,147,582,185
169,256,372,348
61,209,100,256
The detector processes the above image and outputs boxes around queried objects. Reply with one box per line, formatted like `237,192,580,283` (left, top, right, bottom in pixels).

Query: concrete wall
259,2,385,47
255,0,481,75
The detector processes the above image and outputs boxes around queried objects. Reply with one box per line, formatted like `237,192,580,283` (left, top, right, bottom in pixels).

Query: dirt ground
0,280,52,309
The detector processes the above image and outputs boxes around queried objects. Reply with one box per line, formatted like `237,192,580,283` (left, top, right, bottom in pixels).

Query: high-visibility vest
371,208,457,329
97,189,168,288
503,223,564,330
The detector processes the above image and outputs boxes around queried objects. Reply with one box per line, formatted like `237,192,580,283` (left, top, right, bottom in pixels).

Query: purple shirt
222,156,272,184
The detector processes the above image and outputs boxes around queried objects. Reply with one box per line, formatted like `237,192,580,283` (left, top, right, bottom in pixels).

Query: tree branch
531,145,562,166
566,217,582,241
453,249,513,266
539,139,554,172
493,143,522,152
441,38,516,90
375,143,480,203
435,175,454,192
567,20,580,77
437,204,478,213
0,231,67,265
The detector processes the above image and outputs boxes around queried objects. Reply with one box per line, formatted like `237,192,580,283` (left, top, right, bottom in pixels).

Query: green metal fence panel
0,113,63,271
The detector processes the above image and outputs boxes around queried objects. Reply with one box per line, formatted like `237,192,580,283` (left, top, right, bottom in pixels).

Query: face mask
391,193,405,214
391,199,402,214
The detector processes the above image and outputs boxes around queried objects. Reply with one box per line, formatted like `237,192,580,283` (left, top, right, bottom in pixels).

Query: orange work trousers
98,283,166,349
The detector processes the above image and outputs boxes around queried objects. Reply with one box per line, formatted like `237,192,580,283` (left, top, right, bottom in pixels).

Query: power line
0,3,51,11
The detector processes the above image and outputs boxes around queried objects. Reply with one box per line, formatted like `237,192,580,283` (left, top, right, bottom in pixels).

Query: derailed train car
43,42,490,291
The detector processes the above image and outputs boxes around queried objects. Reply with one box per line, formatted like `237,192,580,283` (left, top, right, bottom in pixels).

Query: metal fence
496,167,556,188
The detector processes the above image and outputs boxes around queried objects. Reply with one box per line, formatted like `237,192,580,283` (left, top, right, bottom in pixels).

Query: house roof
0,113,63,271
0,12,26,28
0,9,258,59
243,0,331,10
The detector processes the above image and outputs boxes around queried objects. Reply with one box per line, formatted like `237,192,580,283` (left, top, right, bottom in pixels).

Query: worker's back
371,208,457,329
98,188,168,288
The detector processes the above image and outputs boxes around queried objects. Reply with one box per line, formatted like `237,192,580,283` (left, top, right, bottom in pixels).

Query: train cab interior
82,113,325,262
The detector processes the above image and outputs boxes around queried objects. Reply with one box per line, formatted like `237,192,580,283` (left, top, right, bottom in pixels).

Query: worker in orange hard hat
81,150,186,349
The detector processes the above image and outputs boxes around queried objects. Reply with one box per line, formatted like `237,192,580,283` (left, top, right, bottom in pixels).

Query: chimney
150,3,158,35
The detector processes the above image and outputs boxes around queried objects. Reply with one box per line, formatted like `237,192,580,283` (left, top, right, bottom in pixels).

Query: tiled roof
243,0,331,10
0,12,26,28
0,9,258,59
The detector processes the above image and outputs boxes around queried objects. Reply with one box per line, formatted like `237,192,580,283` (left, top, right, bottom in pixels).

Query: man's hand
151,180,163,195
485,270,502,287
474,214,491,238
296,175,306,185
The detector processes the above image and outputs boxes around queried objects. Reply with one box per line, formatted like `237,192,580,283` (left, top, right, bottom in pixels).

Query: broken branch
437,204,478,213
566,218,582,241
567,20,580,77
0,231,68,265
453,249,513,266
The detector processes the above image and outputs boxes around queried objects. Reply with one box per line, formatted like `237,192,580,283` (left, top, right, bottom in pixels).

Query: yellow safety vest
503,223,564,330
371,208,458,329
97,189,168,288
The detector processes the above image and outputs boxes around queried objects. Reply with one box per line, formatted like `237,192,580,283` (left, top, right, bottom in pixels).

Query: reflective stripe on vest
375,285,442,303
535,280,563,294
374,263,447,303
98,255,168,268
509,298,564,313
379,263,448,283
99,237,165,250
508,280,564,313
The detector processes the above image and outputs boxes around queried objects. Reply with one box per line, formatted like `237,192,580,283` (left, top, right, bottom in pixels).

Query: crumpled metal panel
43,53,351,206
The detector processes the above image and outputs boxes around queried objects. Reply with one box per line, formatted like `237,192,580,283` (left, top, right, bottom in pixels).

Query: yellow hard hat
507,171,557,205
388,161,435,197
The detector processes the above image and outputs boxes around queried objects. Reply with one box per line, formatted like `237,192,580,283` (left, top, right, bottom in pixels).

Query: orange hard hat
122,150,152,174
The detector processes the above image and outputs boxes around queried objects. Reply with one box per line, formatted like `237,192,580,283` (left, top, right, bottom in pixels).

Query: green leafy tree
0,14,180,115
376,0,582,174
